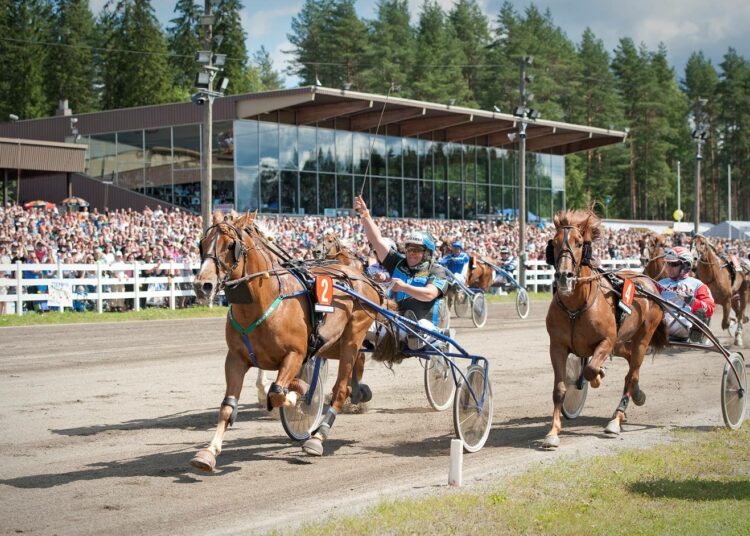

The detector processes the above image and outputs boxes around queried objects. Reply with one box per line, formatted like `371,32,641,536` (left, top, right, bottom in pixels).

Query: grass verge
287,423,750,535
0,305,228,327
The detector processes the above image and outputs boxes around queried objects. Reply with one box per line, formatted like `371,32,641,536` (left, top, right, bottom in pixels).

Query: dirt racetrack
0,302,744,535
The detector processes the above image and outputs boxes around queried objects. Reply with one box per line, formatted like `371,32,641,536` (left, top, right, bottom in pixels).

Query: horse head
193,216,248,302
640,233,666,279
548,210,600,295
313,232,339,260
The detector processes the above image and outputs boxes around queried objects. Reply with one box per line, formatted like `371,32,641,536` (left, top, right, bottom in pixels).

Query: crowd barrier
0,258,643,316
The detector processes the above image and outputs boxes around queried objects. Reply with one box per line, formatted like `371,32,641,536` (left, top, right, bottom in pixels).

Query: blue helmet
451,241,463,250
404,231,436,254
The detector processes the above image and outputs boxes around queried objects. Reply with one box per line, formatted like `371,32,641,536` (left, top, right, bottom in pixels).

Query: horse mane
553,210,602,242
235,212,276,241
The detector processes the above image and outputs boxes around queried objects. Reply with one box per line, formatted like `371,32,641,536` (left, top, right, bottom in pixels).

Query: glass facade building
83,118,565,220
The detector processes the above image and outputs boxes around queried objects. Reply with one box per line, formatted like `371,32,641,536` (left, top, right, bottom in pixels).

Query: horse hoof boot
632,389,646,406
302,437,324,457
190,449,216,472
542,434,560,449
359,384,372,403
604,418,621,436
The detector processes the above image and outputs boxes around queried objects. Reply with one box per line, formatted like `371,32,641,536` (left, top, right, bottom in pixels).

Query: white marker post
449,439,463,486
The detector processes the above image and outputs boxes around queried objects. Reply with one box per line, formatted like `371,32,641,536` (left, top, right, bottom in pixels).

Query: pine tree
253,46,284,90
213,0,251,94
45,0,97,115
409,1,471,105
287,0,335,85
167,0,202,97
0,0,51,119
358,0,414,95
99,0,174,109
448,0,490,104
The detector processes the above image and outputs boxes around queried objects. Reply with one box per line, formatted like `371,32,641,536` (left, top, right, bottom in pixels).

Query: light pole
512,56,537,287
691,98,708,235
194,0,228,228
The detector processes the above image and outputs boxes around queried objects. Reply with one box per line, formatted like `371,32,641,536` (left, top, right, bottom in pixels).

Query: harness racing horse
638,232,667,280
313,232,367,270
191,213,384,469
691,234,748,346
467,255,495,291
543,210,668,448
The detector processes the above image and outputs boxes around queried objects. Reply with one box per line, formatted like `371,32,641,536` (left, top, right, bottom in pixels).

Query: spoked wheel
721,352,747,429
438,297,451,330
454,290,471,318
424,354,456,411
515,288,530,319
471,292,488,328
562,354,588,420
453,365,493,453
280,357,328,441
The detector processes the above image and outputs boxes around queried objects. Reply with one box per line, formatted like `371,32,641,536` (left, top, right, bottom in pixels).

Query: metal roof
0,137,86,173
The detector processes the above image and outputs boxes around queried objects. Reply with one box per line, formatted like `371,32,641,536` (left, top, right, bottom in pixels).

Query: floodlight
314,77,322,87
195,71,211,89
195,51,212,64
213,54,227,67
217,77,229,92
514,106,526,117
199,14,215,26
213,34,224,47
493,105,501,113
191,93,208,106
70,117,78,125
528,109,540,120
9,114,18,121
507,132,517,142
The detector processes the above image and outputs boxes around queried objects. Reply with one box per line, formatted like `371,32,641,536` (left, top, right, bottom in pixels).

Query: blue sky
95,1,750,87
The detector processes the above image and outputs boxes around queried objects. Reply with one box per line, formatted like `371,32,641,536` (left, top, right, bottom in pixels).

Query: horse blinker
545,240,555,266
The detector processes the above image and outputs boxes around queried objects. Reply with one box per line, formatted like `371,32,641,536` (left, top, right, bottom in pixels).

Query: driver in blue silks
355,196,450,349
438,241,470,284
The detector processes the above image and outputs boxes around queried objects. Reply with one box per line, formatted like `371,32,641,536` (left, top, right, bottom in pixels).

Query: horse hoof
604,419,621,436
359,383,372,403
190,449,216,472
735,336,744,347
542,434,560,449
632,389,646,406
302,437,324,457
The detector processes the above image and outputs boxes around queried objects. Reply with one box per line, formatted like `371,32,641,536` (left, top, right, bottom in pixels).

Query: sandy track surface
0,303,744,535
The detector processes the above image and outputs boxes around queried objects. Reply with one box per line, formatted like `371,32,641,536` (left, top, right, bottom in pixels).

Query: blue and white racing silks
438,252,470,277
382,250,448,324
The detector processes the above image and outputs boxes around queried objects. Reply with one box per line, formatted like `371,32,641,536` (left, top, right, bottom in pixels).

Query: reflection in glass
403,179,418,218
261,168,279,213
353,132,370,175
434,142,446,181
280,170,298,214
279,124,297,170
447,144,462,182
464,183,476,219
299,126,316,171
319,173,335,212
448,182,462,219
419,179,433,219
434,180,447,219
117,130,143,180
403,138,418,178
386,135,402,177
235,165,259,212
371,177,386,217
418,139,433,180
173,124,201,169
336,175,352,210
300,172,317,215
477,146,488,184
174,169,201,210
465,145,476,183
370,135,385,177
477,183,489,215
336,130,352,174
318,128,335,173
86,133,116,180
388,177,402,217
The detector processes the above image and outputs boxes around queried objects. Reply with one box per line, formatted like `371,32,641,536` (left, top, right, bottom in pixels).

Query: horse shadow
0,434,347,489
628,478,750,500
49,404,269,437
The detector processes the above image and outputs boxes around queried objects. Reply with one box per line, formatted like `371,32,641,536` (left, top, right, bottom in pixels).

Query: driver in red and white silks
657,246,715,339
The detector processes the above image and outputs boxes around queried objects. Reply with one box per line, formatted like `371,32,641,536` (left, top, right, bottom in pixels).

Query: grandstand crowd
2,202,750,270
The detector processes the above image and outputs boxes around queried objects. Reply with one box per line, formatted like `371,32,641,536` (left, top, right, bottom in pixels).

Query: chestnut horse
638,232,667,280
544,210,668,448
191,213,384,469
691,234,747,346
313,232,366,270
467,256,496,291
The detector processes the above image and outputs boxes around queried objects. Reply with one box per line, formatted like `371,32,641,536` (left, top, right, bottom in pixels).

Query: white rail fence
0,258,643,316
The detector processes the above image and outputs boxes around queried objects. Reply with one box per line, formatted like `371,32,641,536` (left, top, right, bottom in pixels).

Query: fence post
169,261,176,310
15,260,22,316
133,262,140,312
96,263,103,314
56,258,64,313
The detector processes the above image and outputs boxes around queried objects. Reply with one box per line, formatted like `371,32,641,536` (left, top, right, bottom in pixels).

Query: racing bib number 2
316,275,334,306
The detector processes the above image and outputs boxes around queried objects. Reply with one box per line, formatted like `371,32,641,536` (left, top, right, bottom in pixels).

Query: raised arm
354,196,390,262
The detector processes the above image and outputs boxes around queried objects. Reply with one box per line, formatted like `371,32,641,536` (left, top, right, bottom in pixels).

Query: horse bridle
552,226,590,278
200,222,248,288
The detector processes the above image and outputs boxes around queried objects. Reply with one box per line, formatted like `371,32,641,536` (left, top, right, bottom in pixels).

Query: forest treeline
0,0,748,222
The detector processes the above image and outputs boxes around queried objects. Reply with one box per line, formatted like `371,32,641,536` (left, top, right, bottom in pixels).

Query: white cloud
243,5,302,40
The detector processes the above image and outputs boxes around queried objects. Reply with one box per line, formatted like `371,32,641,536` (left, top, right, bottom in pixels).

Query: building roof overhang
0,137,86,173
235,86,626,155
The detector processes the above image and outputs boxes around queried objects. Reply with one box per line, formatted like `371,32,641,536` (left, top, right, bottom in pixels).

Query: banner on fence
48,280,73,308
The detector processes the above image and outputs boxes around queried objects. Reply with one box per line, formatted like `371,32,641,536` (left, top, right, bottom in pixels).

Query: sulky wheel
562,354,588,420
471,292,488,328
454,290,471,318
515,288,530,319
280,357,327,441
721,352,747,430
437,297,451,330
424,354,456,411
453,365,493,453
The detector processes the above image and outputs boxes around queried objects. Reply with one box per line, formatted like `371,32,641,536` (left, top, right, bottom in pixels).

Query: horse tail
649,314,669,350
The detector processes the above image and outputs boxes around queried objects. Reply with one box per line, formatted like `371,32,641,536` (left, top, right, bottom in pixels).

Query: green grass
0,305,228,327
287,424,750,536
